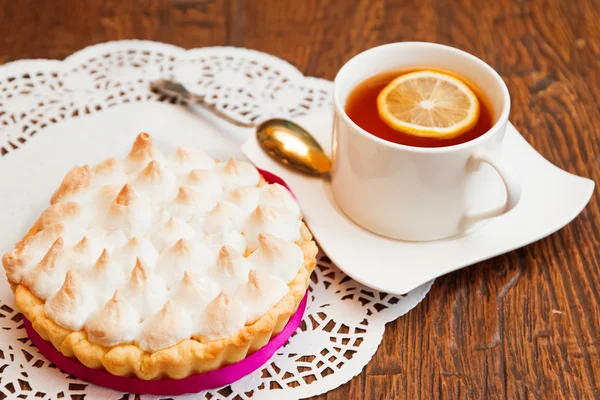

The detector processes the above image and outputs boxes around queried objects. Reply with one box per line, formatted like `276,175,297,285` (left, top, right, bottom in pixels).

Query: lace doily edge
0,39,332,89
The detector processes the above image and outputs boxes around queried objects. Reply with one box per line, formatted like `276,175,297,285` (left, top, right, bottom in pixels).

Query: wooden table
1,0,599,398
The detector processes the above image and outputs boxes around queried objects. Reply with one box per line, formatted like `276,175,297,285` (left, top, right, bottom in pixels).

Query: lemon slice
377,70,480,139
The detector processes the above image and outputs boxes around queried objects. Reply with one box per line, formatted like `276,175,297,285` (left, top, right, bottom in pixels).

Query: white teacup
331,42,521,241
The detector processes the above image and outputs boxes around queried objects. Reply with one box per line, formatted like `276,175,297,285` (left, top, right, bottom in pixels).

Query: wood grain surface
1,0,599,399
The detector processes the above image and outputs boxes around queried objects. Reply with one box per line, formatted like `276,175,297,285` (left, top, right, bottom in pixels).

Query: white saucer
242,110,595,294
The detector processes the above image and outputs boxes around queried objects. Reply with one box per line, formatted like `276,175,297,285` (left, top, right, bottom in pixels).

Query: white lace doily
0,40,433,400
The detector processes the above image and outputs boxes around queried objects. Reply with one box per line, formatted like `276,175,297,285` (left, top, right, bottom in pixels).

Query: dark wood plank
0,0,231,61
0,0,599,399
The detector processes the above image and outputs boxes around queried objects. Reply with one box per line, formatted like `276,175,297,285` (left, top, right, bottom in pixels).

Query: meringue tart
3,132,317,380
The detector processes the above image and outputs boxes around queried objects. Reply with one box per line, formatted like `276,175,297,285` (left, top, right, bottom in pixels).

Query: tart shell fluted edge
13,223,317,380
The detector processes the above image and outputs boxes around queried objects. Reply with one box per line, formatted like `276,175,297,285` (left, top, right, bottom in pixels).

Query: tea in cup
331,42,521,241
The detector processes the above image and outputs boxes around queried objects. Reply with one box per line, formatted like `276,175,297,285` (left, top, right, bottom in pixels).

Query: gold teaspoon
151,79,331,175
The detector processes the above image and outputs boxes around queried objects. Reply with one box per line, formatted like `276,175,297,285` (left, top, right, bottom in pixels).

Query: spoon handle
151,79,256,128
187,94,256,128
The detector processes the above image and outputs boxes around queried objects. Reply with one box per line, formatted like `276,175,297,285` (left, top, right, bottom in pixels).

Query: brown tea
345,68,494,148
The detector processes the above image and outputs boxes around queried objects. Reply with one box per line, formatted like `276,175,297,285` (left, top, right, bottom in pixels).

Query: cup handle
462,148,522,227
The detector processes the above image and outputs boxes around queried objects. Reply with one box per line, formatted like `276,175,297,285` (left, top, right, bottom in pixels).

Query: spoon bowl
256,118,331,175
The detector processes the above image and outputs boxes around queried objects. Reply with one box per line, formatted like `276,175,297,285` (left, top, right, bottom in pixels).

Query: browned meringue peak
37,201,92,242
113,236,159,276
92,157,126,185
44,270,97,330
91,184,123,218
139,160,163,180
85,290,140,347
86,249,127,304
235,269,289,323
117,184,137,206
243,205,302,251
64,236,103,270
103,184,151,235
156,237,192,271
175,186,196,203
22,237,68,299
136,300,193,352
193,291,246,342
223,186,260,215
247,233,305,283
72,236,93,255
217,157,260,190
131,160,176,198
128,258,149,285
50,165,93,205
168,186,216,221
3,223,65,283
105,183,136,214
129,132,153,158
125,132,167,173
149,216,194,253
170,271,219,315
169,146,215,175
122,258,168,320
210,245,251,293
186,169,222,195
155,239,206,288
93,157,119,176
38,202,81,230
203,202,245,235
93,248,110,267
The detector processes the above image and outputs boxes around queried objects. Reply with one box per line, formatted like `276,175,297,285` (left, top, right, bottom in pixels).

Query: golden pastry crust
13,222,316,380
